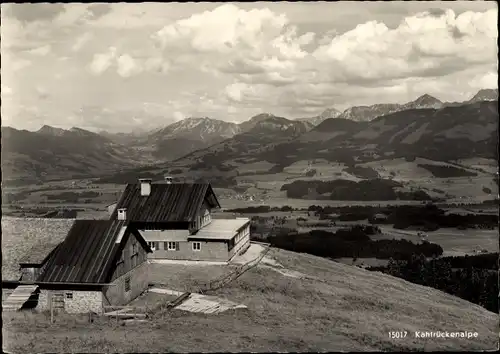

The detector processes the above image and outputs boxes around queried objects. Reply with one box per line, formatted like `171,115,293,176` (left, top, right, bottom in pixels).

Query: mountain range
1,88,497,185
160,99,498,174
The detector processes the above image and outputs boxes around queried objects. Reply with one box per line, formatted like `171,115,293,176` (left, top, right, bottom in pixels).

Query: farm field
3,247,497,352
219,198,425,209
375,227,499,256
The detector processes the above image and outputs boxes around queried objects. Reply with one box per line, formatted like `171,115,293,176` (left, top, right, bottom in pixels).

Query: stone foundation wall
37,289,103,314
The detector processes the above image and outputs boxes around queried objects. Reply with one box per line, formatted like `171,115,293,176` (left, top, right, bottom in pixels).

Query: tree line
368,253,498,314
255,227,443,260
280,179,433,201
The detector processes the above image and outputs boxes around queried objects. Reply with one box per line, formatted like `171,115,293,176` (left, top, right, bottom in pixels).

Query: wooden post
49,293,54,324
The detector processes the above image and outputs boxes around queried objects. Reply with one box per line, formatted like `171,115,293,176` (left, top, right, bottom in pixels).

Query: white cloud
469,71,499,90
2,84,13,95
28,44,51,56
144,57,170,73
72,32,92,52
312,8,497,83
153,4,313,62
89,47,117,75
173,111,185,121
116,54,142,77
2,3,498,132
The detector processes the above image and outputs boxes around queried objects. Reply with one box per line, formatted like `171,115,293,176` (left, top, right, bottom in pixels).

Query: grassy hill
93,101,497,202
3,247,497,352
1,127,153,185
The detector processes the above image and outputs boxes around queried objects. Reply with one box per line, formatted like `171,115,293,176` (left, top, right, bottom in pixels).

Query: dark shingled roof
38,220,150,284
110,183,221,223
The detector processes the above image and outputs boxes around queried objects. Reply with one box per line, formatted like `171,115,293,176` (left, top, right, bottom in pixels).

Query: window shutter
163,242,167,250
176,242,180,251
155,242,159,250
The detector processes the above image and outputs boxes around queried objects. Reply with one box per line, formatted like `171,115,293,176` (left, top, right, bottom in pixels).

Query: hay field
234,161,276,175
3,248,497,352
219,198,424,209
359,158,436,181
456,158,498,174
375,227,498,256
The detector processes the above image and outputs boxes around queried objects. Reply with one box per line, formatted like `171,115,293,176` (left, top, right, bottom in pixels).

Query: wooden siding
148,240,229,261
38,221,151,284
103,260,149,306
110,230,149,282
228,223,251,259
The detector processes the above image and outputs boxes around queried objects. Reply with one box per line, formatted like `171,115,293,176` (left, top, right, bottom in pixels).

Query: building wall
140,229,190,243
37,289,103,314
149,240,229,261
103,259,149,307
228,223,251,260
111,231,149,281
191,201,212,232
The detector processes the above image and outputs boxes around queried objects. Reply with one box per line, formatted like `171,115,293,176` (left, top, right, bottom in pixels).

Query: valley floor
2,247,497,352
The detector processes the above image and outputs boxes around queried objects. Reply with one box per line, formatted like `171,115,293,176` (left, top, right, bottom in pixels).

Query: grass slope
1,217,75,280
3,248,497,352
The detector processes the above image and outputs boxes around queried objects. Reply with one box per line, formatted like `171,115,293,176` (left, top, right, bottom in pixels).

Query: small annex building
32,219,152,314
109,178,251,262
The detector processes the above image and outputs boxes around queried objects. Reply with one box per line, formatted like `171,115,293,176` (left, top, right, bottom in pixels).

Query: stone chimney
117,208,127,220
139,178,152,196
164,175,173,184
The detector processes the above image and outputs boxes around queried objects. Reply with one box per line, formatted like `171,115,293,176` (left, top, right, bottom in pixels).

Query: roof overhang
2,280,111,291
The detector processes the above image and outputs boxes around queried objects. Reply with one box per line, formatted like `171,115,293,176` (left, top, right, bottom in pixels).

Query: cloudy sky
1,2,497,133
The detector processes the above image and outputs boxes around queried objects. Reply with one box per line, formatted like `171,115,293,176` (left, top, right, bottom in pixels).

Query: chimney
164,175,173,184
139,178,152,196
117,208,127,220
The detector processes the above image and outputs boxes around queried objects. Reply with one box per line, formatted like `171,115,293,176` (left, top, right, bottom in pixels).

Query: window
148,241,156,251
192,242,201,251
167,242,178,251
65,292,73,299
125,276,131,292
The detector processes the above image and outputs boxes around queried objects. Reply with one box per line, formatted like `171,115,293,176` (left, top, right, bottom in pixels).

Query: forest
368,253,498,313
257,226,444,260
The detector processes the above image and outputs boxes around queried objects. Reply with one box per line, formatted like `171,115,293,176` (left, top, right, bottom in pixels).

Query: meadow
375,226,498,256
2,248,497,352
1,217,74,280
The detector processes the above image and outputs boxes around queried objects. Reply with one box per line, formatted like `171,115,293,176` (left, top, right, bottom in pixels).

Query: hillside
1,126,153,185
296,108,341,126
3,246,497,352
95,100,498,202
325,90,496,122
266,100,498,166
336,94,443,122
150,117,241,160
3,89,496,190
127,100,497,173
468,88,498,103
